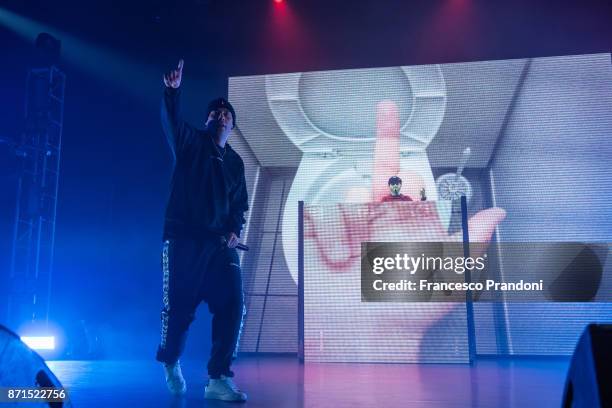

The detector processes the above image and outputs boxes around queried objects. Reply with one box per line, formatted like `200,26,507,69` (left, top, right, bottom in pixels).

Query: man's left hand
226,232,239,248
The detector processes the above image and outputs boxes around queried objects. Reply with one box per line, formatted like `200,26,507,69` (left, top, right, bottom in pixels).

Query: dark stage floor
47,355,569,407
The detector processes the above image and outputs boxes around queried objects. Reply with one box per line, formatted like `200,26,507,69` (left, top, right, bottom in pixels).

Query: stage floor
47,355,569,407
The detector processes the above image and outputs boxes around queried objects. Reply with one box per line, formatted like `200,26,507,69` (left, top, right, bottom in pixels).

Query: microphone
221,237,249,251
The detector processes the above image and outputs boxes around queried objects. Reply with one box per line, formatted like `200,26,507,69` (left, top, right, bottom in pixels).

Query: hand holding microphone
224,232,249,251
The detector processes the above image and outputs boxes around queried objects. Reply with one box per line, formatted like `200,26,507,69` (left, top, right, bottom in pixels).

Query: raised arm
161,59,196,158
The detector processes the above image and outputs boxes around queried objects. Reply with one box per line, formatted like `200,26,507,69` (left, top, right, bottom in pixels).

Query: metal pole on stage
298,201,304,363
461,195,477,363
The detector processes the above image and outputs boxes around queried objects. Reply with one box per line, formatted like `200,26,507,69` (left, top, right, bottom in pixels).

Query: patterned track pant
155,237,245,378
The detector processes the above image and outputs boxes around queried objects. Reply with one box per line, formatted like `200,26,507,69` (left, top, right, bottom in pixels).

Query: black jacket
161,87,248,240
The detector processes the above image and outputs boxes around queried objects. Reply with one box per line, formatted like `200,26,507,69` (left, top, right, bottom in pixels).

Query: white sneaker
163,361,187,395
205,375,247,402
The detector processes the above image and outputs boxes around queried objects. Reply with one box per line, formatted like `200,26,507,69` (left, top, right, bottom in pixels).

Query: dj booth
296,198,477,364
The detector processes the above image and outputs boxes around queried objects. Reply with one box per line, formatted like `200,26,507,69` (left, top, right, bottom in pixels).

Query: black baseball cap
207,97,236,128
388,176,402,185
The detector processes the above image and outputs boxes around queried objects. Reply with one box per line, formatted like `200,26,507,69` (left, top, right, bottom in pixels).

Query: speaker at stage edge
562,323,612,408
0,325,72,407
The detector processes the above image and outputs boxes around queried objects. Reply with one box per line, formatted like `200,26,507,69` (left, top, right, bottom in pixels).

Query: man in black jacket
156,59,248,402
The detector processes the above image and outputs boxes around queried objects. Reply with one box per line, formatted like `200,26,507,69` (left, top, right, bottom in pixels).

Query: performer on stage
381,176,413,201
155,59,249,402
381,176,428,202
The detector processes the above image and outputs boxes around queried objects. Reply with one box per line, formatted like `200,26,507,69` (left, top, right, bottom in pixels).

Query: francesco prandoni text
370,253,544,292
372,279,544,292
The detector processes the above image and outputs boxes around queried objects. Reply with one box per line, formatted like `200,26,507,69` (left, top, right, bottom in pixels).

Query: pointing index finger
372,100,400,202
178,59,184,71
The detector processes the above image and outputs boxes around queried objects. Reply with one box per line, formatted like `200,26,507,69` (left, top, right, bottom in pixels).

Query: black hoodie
161,87,248,240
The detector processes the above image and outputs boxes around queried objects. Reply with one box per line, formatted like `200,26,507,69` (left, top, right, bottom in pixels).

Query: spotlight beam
0,7,161,104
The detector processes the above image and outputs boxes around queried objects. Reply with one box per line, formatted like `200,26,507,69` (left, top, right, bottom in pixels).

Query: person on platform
382,176,412,201
155,59,249,402
381,176,428,202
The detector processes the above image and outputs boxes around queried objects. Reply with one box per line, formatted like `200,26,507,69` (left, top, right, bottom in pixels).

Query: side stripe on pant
231,262,246,359
232,303,247,358
160,240,171,349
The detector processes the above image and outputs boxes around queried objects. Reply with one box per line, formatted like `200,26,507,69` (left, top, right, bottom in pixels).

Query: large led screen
230,53,612,361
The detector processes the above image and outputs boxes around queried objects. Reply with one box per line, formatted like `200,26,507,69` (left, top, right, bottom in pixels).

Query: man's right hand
163,59,184,89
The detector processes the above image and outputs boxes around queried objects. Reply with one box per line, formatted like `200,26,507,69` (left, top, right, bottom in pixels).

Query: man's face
205,107,234,135
389,182,402,195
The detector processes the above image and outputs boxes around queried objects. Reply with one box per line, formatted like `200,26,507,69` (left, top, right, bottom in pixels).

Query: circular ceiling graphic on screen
299,68,414,139
265,65,446,154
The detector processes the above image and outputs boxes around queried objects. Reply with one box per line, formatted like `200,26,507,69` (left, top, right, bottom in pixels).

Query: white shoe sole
205,389,247,402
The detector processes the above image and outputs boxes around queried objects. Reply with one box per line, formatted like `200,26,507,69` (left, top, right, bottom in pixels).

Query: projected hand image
305,100,506,265
303,100,506,362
